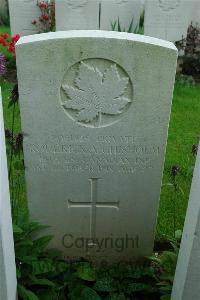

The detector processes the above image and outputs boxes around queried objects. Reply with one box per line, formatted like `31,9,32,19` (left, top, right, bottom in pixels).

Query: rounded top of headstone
16,30,178,53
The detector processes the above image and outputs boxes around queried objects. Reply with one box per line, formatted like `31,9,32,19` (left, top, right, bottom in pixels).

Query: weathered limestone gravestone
171,144,200,299
55,0,100,31
55,0,142,32
8,0,40,36
100,0,141,32
144,0,193,42
16,31,177,262
0,88,17,300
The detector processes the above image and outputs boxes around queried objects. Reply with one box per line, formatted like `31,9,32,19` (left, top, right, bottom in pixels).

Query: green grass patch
157,82,200,237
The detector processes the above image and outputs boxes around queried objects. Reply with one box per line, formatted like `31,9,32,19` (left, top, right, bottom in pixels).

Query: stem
8,102,16,179
8,102,16,213
173,178,177,238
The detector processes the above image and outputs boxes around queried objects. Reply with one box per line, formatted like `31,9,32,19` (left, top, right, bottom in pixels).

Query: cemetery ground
1,26,200,299
1,26,200,238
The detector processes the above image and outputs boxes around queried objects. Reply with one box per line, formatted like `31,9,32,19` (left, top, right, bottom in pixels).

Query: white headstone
16,31,177,263
140,0,145,14
55,0,100,31
171,145,200,300
0,88,17,300
100,0,141,32
144,0,193,42
8,0,40,36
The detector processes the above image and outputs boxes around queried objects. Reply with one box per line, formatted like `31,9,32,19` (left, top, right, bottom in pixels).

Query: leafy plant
13,217,181,300
161,165,185,238
148,231,182,300
175,74,196,86
176,23,200,80
111,17,140,33
32,0,55,33
67,261,159,299
14,218,69,300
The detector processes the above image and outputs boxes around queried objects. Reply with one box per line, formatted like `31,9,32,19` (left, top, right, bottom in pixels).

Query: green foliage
18,284,39,300
94,277,118,292
157,82,200,237
68,262,159,299
0,11,10,26
148,233,181,299
111,17,140,33
179,24,200,78
14,219,69,300
176,74,196,87
14,218,180,299
74,262,96,281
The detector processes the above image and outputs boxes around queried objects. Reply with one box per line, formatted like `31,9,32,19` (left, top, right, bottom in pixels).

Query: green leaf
32,235,53,253
160,295,171,300
160,274,174,283
76,263,96,281
16,268,21,279
54,261,69,274
111,20,117,31
110,264,155,279
128,17,134,33
175,229,182,241
81,287,101,300
94,277,118,292
26,222,50,235
159,284,172,292
178,186,185,196
16,239,33,247
18,284,39,300
123,281,152,294
117,17,122,32
68,279,85,299
17,255,38,264
36,289,58,300
31,260,55,275
160,251,177,274
14,160,24,170
13,224,23,234
29,275,55,287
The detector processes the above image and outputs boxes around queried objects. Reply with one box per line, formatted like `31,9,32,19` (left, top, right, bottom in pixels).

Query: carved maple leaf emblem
62,62,131,124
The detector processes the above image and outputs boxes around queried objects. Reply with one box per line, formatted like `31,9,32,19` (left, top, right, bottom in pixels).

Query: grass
157,83,200,237
1,26,200,239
